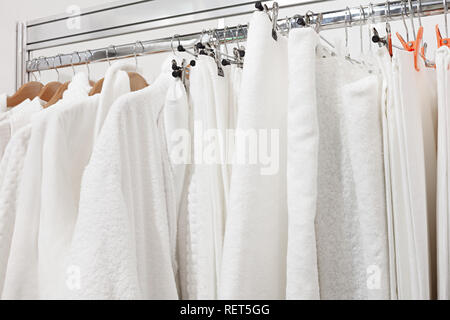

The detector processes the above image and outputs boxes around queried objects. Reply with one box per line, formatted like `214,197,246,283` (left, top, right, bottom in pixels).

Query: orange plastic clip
396,26,424,71
387,33,393,57
436,25,450,48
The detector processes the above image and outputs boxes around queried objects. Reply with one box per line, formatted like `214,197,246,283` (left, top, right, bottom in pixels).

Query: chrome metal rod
26,0,446,72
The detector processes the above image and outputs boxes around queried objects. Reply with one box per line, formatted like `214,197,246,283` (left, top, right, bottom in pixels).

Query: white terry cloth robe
0,98,43,160
314,57,390,299
1,70,130,300
392,50,437,299
219,12,289,300
375,47,399,300
285,28,320,300
184,55,226,299
0,74,94,297
435,46,450,300
66,72,178,300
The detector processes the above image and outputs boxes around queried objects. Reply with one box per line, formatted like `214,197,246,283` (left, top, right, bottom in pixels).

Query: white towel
314,57,390,299
285,28,320,300
391,50,437,299
435,46,450,299
219,12,288,299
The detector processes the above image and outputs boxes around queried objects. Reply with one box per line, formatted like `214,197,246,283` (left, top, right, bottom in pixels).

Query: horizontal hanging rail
26,0,447,72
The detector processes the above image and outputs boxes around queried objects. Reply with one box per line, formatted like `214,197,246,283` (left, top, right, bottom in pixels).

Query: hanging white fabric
435,45,450,300
219,11,289,300
391,49,437,300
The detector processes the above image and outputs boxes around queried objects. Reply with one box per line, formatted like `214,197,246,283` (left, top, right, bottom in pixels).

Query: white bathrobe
1,68,130,299
66,72,178,299
0,74,94,298
219,11,289,300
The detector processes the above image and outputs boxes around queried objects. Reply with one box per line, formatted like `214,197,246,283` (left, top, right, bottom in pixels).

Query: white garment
0,126,31,296
375,47,399,300
66,73,178,299
435,46,450,300
94,62,132,139
391,50,437,299
1,69,129,299
314,57,389,299
0,75,94,297
285,28,320,300
219,12,289,299
0,98,43,160
185,55,227,299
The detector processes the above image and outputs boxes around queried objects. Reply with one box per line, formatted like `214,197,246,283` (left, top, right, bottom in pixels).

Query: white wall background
0,0,448,95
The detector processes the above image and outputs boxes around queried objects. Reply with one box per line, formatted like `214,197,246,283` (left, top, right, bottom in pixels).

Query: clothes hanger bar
26,0,446,72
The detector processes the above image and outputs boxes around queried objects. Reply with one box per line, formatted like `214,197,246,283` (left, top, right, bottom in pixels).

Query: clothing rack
19,0,449,80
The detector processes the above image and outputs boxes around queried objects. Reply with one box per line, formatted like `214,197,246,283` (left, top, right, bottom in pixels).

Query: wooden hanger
128,72,148,91
89,78,104,96
44,81,70,108
38,81,63,102
89,44,148,96
88,72,148,96
38,57,63,102
7,81,44,107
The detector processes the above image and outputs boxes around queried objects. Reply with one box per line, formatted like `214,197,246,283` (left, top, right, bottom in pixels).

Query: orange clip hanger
436,25,450,48
387,33,393,57
396,26,424,71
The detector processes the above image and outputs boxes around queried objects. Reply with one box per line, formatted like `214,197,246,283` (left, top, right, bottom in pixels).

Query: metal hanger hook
444,0,449,37
385,0,391,22
222,26,229,56
344,7,351,50
70,53,75,76
359,5,366,54
111,45,118,62
46,56,59,82
401,0,410,42
85,50,92,80
134,41,145,71
417,0,423,26
408,0,417,40
304,10,314,27
171,34,180,57
75,51,83,71
105,47,111,66
31,58,39,82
